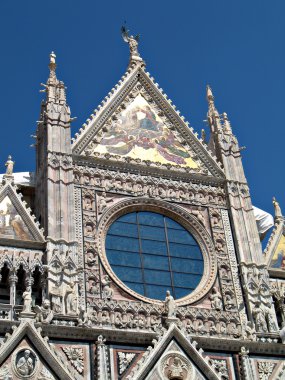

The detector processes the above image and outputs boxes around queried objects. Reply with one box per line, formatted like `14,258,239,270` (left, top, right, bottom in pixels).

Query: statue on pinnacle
121,24,143,63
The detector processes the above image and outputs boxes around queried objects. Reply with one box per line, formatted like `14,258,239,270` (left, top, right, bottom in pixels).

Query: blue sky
0,0,284,217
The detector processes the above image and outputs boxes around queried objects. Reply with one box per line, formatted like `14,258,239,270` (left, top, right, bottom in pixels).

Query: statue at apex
121,24,143,63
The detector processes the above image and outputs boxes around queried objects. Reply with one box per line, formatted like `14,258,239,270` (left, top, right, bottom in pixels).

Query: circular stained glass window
105,211,204,301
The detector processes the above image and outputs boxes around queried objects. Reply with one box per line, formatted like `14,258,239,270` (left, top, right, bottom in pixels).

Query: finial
48,51,57,79
222,112,232,133
5,155,15,176
121,24,143,64
206,85,214,103
273,197,283,219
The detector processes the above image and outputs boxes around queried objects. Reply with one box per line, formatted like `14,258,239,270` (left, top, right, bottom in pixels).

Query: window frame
96,198,217,306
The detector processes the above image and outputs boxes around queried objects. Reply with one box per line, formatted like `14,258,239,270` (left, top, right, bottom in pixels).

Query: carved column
239,347,256,380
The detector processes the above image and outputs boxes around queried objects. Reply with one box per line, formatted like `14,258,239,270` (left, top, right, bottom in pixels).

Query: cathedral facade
0,33,284,379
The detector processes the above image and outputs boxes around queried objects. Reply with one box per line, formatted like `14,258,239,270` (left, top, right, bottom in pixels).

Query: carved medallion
160,353,192,380
12,348,38,378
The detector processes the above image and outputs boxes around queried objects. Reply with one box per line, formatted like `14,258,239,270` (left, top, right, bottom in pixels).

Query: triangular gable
72,65,224,179
0,181,44,243
0,320,74,380
264,217,285,274
126,324,222,380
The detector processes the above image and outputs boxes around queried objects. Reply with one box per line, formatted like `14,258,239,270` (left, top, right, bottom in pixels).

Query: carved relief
160,353,192,380
62,347,84,374
13,348,38,378
117,352,136,375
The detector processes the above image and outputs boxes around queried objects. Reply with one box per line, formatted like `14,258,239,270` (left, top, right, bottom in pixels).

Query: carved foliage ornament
62,347,84,374
117,352,136,375
257,361,276,380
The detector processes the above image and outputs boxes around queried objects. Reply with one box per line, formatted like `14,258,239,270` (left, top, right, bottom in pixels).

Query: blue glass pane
145,284,170,299
125,282,145,294
167,229,197,244
108,222,138,237
175,287,194,298
173,272,201,288
171,257,204,274
138,212,164,227
106,211,204,301
118,213,137,223
112,266,143,283
106,235,139,252
141,239,167,255
169,243,202,259
143,254,169,270
166,218,184,230
144,270,171,286
139,225,166,241
107,250,141,267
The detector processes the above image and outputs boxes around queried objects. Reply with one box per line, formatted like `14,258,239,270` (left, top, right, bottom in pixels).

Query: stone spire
41,51,67,106
121,25,144,67
222,112,232,134
35,52,74,242
206,85,222,133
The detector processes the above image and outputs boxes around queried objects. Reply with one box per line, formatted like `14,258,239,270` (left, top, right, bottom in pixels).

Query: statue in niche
224,293,235,310
84,196,93,210
210,287,223,310
88,279,99,295
102,275,113,299
86,250,98,267
265,304,278,332
243,321,256,340
34,299,54,324
22,286,33,313
97,192,113,215
65,282,78,315
101,310,110,325
50,280,63,313
78,306,90,327
16,349,35,376
164,290,176,318
252,301,268,333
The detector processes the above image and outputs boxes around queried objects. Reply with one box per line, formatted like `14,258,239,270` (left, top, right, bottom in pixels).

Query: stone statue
243,321,256,341
5,155,14,176
102,275,113,299
34,299,54,324
16,349,34,376
78,306,90,327
163,356,188,380
252,301,267,333
22,286,33,314
65,282,78,315
97,192,112,214
121,25,141,59
210,287,223,311
280,322,285,344
164,290,176,318
273,197,283,218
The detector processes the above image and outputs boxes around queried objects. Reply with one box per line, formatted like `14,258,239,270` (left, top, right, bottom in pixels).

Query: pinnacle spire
48,51,57,78
222,112,232,133
206,85,214,103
